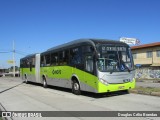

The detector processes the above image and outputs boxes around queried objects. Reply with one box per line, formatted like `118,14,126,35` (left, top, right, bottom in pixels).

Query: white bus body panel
35,54,41,83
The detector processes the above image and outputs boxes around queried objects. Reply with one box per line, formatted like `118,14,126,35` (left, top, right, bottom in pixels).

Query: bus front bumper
97,78,136,93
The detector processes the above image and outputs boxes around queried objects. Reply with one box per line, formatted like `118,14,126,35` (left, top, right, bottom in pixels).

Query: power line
0,50,30,56
0,51,11,53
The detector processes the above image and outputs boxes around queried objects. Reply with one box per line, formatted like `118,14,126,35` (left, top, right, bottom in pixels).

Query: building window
146,51,152,58
132,53,137,59
156,50,160,57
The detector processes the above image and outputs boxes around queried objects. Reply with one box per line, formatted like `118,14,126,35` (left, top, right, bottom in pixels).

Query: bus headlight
99,78,109,85
130,78,135,82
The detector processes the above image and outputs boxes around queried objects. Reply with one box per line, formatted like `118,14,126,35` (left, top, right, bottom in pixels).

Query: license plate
118,86,125,89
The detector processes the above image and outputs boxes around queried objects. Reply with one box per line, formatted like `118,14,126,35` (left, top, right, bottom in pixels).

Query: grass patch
130,86,160,96
0,117,2,120
135,86,160,92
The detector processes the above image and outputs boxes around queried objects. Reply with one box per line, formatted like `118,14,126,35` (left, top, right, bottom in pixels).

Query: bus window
64,50,69,65
59,50,69,65
44,54,51,66
28,58,34,72
21,59,27,68
29,60,32,72
26,59,30,68
20,60,23,68
41,56,45,67
70,47,82,65
32,57,35,67
51,53,58,66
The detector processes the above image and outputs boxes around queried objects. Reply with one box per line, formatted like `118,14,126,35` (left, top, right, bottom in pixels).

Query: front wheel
72,80,81,95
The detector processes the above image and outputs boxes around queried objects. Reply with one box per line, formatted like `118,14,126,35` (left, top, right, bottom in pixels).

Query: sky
0,0,160,68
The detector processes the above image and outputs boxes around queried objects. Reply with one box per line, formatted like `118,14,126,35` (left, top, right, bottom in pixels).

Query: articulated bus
20,39,135,95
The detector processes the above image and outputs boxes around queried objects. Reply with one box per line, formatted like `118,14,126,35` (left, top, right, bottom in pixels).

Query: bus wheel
25,75,28,84
43,78,47,88
72,80,81,95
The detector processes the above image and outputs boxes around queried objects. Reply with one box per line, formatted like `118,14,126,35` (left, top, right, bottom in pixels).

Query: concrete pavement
0,77,160,120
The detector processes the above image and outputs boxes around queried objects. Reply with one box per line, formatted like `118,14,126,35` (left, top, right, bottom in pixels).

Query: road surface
0,77,160,120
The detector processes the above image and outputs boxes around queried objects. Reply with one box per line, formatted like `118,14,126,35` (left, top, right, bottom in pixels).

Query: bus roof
20,53,38,60
44,38,128,53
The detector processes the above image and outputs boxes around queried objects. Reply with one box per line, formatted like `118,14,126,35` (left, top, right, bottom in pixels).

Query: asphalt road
0,77,160,120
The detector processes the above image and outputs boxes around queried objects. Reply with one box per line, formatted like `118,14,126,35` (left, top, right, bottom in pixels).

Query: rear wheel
25,75,28,84
43,77,47,88
72,80,81,95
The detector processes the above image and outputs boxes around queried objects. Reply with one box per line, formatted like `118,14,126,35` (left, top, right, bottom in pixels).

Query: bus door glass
85,55,93,73
83,46,97,90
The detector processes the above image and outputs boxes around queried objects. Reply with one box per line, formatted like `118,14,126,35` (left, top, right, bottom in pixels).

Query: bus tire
43,77,47,88
72,80,81,95
25,75,28,84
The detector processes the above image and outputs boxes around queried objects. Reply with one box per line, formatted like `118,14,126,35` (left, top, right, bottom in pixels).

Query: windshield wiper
126,66,131,73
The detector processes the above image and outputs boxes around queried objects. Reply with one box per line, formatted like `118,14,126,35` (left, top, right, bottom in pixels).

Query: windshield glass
97,45,134,72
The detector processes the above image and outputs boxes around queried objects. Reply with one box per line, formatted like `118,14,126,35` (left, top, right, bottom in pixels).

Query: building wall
132,46,160,79
132,46,160,65
153,47,160,64
135,67,160,79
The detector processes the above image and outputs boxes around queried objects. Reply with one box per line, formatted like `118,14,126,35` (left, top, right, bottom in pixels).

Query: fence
135,67,160,79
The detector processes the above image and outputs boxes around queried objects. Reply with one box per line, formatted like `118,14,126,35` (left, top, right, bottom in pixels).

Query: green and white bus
20,39,135,95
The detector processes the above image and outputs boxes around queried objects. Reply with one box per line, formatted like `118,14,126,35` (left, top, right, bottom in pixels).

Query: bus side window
41,55,46,67
32,57,35,67
29,58,32,72
26,60,28,68
44,54,51,66
20,60,23,68
70,47,82,65
41,54,51,67
70,47,84,69
59,51,63,65
41,56,45,67
59,50,69,65
51,53,58,66
64,50,69,65
21,59,27,68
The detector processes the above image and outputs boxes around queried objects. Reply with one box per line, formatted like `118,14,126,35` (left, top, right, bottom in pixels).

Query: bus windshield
97,45,134,72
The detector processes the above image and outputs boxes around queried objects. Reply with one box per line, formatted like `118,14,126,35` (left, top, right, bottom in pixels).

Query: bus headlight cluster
131,78,135,82
99,78,109,85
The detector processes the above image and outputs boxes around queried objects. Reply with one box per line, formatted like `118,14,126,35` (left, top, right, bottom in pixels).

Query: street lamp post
13,40,15,77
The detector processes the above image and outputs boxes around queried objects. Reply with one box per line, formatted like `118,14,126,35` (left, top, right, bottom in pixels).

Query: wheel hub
74,83,79,90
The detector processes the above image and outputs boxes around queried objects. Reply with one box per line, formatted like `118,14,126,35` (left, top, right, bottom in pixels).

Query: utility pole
13,40,15,77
